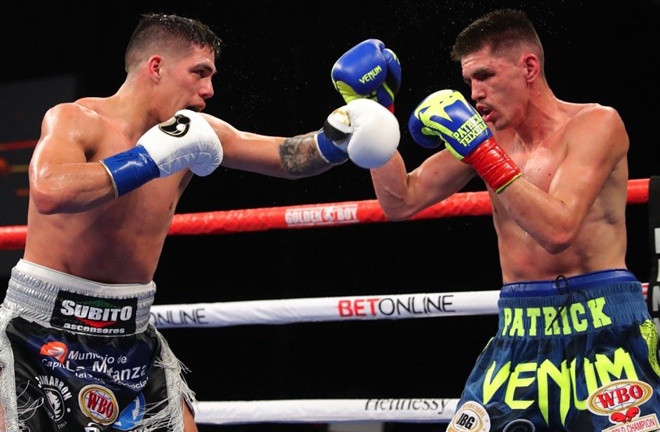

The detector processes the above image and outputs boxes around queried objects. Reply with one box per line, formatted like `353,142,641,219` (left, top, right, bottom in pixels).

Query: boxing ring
0,178,654,427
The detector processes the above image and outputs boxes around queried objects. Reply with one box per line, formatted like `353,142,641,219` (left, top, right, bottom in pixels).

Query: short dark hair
125,13,223,71
451,9,542,63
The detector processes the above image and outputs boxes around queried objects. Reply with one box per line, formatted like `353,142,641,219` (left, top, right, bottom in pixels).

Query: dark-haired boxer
0,12,400,432
333,9,660,432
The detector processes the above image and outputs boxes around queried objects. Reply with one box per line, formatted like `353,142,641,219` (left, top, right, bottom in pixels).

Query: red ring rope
0,178,650,250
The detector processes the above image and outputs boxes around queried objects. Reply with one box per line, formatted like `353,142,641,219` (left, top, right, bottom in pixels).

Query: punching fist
101,110,223,197
331,39,401,113
315,99,400,169
409,89,521,193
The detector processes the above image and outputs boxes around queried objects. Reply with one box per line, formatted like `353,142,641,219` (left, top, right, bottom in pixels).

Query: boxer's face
460,45,528,131
164,45,217,113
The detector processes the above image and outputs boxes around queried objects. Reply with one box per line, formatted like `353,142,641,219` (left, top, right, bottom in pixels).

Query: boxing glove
331,39,401,113
315,99,400,169
101,109,223,197
409,89,521,193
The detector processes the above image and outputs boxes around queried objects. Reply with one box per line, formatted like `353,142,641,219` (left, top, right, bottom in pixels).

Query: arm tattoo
279,132,332,175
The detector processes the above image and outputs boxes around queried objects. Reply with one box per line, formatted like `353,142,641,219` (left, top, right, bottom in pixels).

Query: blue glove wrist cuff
100,145,160,198
315,131,349,165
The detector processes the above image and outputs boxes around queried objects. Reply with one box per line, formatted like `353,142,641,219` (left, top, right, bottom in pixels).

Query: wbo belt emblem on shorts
51,291,138,335
587,379,659,431
78,384,119,426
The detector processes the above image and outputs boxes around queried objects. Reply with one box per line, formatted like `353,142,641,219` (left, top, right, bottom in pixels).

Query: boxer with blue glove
408,89,521,193
1,13,408,432
331,39,401,113
101,100,399,198
101,109,223,198
366,10,653,431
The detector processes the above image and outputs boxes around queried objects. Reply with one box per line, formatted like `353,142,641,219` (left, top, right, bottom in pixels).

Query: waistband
500,269,639,298
2,259,156,335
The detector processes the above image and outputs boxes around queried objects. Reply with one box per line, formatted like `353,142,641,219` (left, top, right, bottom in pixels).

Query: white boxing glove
315,99,399,169
101,110,223,197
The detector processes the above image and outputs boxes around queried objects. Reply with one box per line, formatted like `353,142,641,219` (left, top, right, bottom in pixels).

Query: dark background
2,1,660,431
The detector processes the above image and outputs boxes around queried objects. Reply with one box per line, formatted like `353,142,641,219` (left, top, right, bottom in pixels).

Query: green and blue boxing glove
408,89,521,193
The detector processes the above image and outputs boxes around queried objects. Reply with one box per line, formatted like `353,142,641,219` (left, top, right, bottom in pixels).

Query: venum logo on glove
158,113,192,138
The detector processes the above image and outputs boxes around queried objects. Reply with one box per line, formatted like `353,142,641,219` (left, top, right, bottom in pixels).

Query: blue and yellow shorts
448,269,660,432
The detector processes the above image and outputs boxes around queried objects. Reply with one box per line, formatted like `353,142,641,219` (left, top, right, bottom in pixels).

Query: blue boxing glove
100,110,223,198
331,39,401,113
315,99,400,169
408,89,521,193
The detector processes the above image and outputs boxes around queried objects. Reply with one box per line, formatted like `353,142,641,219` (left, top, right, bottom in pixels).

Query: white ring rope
159,284,648,425
151,285,649,329
194,399,458,425
150,290,501,329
